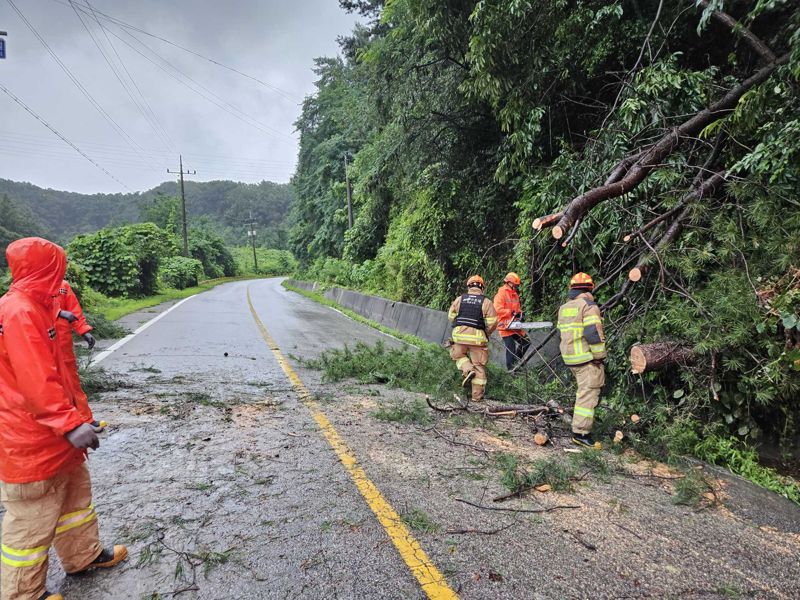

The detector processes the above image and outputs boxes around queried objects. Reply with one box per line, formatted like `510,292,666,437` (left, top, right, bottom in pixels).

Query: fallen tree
630,343,695,375
533,0,787,246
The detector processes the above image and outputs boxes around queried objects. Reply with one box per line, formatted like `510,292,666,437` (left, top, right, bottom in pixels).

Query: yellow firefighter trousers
450,343,489,401
1,463,102,600
569,362,605,435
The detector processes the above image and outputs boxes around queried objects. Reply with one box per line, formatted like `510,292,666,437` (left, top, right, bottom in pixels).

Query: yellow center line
246,288,458,600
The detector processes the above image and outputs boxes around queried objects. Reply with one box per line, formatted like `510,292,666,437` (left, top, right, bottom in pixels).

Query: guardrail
285,280,561,368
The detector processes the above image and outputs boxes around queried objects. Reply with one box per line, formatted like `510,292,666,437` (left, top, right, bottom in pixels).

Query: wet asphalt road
37,277,800,600
51,277,420,599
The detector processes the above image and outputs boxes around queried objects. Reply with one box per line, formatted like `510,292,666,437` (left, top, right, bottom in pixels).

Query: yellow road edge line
246,287,458,600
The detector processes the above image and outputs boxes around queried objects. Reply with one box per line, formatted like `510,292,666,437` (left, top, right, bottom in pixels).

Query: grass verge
282,280,429,348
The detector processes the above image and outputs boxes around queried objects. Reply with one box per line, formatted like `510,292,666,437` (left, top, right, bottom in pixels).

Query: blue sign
0,40,5,59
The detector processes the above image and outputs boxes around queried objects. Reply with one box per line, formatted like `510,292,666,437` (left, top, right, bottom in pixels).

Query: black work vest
454,294,486,330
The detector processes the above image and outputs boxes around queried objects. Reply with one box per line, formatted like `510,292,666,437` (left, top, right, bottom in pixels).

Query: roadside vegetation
1,193,297,323
288,1,800,496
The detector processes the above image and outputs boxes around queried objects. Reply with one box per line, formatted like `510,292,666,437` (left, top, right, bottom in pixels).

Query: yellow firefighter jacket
448,289,498,346
557,292,607,366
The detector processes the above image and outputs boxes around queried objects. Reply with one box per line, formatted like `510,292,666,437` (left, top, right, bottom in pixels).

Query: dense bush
189,229,238,278
159,256,205,290
68,223,177,297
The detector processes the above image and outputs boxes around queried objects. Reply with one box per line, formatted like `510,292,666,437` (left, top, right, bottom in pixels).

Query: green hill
0,178,294,248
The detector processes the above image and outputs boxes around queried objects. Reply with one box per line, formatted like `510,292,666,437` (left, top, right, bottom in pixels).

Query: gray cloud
0,0,358,193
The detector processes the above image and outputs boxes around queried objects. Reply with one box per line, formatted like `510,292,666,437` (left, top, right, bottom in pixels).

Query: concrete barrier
284,279,561,368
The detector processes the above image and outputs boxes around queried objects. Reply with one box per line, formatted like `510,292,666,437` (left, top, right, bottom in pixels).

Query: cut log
628,267,643,282
533,211,564,231
534,433,549,446
630,343,695,374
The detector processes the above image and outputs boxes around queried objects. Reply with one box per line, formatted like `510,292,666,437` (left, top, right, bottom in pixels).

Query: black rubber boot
572,433,601,449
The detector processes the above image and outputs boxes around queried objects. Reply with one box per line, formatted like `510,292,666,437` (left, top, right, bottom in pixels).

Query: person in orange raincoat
0,237,127,600
493,272,531,370
56,280,105,432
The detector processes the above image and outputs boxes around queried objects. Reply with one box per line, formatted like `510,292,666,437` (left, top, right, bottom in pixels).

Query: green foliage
159,257,205,290
400,507,440,533
496,453,577,494
692,433,800,504
85,312,130,339
373,399,432,426
189,228,238,278
672,470,711,507
68,223,180,297
230,247,297,276
67,228,139,297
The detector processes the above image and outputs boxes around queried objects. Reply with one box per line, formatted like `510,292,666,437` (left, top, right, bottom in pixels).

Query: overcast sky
0,0,358,193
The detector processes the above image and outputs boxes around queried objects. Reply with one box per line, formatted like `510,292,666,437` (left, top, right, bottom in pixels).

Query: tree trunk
630,343,695,374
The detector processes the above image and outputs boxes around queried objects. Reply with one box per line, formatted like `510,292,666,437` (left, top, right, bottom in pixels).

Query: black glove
59,310,77,323
83,332,96,349
512,311,522,321
65,423,100,450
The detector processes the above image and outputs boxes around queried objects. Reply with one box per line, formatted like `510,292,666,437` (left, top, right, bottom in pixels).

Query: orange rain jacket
56,280,94,423
0,238,86,484
493,283,525,338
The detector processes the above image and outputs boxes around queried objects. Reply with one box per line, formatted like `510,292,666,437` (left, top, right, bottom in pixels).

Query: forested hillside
291,1,800,458
0,178,294,248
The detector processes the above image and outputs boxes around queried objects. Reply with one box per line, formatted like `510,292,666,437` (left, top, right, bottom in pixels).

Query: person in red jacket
0,237,126,600
493,272,531,370
56,280,106,433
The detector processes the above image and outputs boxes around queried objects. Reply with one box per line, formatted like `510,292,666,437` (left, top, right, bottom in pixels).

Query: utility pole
343,154,353,228
247,210,259,272
167,155,195,257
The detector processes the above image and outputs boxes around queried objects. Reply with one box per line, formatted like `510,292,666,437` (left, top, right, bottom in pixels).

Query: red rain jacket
493,283,525,338
56,280,94,423
0,238,86,483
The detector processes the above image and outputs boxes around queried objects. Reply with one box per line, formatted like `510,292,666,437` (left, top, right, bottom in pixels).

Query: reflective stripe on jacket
493,283,522,338
448,290,498,347
0,238,86,484
557,293,607,366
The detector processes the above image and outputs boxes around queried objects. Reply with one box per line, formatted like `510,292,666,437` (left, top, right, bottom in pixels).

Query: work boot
69,545,128,574
462,370,476,387
38,593,63,600
572,433,602,449
91,419,107,433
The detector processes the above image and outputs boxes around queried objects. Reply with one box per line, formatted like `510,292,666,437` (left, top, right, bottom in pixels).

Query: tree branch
539,54,787,239
696,0,777,64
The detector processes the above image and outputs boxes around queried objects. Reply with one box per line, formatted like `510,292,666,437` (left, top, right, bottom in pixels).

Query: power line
66,0,172,152
59,0,299,103
107,26,296,144
71,0,175,152
0,82,130,189
5,0,161,171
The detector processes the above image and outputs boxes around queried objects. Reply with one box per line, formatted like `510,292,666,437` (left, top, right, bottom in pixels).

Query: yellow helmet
504,272,521,286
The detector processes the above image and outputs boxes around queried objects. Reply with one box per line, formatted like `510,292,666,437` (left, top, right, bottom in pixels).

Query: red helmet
467,275,485,289
504,272,521,286
569,272,594,290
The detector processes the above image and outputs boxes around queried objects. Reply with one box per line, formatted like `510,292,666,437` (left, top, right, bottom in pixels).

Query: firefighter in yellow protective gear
447,275,498,401
557,272,607,448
